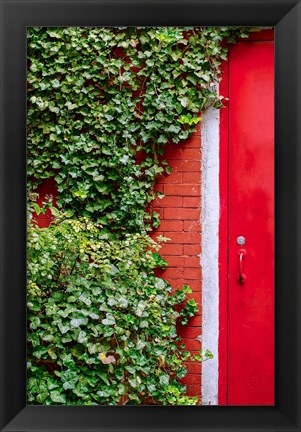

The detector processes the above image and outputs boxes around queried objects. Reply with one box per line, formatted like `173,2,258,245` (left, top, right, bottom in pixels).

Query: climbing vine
27,211,214,405
27,26,251,232
27,27,251,405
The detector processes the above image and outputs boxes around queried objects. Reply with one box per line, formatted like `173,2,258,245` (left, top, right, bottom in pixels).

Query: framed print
24,26,276,408
0,0,300,431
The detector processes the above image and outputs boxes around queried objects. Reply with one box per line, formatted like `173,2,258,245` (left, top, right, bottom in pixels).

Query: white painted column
201,101,220,405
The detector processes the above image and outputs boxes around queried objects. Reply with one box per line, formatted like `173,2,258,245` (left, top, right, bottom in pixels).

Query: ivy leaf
129,376,141,388
78,330,87,343
179,97,189,108
51,79,60,88
159,374,170,386
97,390,111,397
137,339,146,350
50,391,66,404
33,203,41,215
50,206,60,217
42,334,55,342
135,301,147,317
109,265,119,275
140,320,149,328
118,297,128,308
36,391,49,404
108,298,118,306
167,125,181,134
102,314,116,326
70,318,85,328
58,323,70,334
95,183,109,194
120,155,129,164
79,293,91,306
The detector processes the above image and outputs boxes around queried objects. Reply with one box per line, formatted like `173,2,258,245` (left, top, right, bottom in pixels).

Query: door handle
237,248,247,284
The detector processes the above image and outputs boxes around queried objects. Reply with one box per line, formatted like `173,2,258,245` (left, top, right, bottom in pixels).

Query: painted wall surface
200,105,220,405
227,38,274,405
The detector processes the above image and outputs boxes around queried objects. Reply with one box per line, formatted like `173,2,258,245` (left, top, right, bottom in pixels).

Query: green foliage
27,26,252,233
27,213,203,405
27,26,253,405
193,349,214,363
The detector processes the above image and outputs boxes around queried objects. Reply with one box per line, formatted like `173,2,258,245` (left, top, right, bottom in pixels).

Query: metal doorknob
237,236,246,245
237,248,247,284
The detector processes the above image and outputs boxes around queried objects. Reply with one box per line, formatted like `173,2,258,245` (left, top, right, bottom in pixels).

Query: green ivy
27,26,252,232
27,26,253,405
27,211,207,405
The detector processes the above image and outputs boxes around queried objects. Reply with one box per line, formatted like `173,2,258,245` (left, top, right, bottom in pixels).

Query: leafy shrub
27,213,202,405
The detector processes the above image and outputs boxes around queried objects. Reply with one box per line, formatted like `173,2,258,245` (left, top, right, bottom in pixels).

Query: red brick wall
150,127,202,401
34,177,57,227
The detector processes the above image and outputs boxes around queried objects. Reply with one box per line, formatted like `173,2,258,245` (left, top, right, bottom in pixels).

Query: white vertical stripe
201,100,220,405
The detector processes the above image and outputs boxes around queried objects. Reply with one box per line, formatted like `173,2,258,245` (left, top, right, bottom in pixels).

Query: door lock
237,236,246,246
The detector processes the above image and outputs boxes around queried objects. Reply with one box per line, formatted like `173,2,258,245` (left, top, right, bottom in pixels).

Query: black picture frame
0,0,300,431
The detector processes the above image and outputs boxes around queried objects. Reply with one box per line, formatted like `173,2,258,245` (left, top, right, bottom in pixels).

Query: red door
220,33,274,405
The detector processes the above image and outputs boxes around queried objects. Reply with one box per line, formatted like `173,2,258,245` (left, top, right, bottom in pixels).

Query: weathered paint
201,100,220,405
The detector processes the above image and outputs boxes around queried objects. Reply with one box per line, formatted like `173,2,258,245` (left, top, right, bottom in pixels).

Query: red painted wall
150,128,202,401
